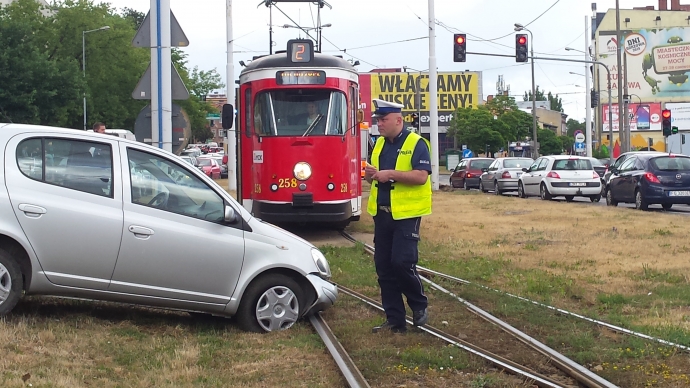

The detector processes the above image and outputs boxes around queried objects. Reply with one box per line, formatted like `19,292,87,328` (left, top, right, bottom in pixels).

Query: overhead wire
474,0,562,43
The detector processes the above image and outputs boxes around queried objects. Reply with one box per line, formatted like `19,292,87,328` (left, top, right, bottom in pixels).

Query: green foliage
524,85,563,112
593,146,609,159
537,129,563,155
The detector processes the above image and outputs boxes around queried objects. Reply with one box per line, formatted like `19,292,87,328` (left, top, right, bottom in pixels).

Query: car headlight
294,162,312,181
311,248,331,280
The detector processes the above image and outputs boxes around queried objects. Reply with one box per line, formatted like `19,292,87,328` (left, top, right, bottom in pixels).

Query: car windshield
469,160,493,169
589,158,604,167
504,158,532,168
552,159,592,170
650,156,690,171
197,158,212,167
253,89,348,137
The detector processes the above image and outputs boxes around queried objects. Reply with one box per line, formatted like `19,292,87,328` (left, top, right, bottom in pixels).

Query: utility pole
615,0,624,153
428,0,439,191
226,0,237,191
585,16,592,157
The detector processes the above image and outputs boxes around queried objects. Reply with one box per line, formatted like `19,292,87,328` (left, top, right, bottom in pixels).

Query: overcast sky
99,0,666,122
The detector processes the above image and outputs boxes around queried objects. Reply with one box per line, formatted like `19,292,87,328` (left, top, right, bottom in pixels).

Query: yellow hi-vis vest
367,132,432,219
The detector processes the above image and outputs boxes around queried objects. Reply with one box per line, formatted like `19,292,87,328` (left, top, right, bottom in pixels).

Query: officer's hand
364,164,377,178
372,169,395,182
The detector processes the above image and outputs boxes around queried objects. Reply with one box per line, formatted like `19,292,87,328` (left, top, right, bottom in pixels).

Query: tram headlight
327,183,335,191
311,248,331,280
293,162,312,181
270,183,279,192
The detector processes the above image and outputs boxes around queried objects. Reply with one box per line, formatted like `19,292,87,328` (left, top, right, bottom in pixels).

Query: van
0,123,337,332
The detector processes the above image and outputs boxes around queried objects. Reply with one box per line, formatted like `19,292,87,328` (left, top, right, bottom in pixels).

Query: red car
449,157,494,190
197,157,222,179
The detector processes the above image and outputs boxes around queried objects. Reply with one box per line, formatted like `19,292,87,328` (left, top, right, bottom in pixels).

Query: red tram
236,40,362,227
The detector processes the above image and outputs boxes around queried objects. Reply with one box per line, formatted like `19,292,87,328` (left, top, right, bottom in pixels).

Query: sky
98,0,670,123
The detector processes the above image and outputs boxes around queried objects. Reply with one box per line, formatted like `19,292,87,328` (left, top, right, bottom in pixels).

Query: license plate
669,190,690,197
569,182,586,187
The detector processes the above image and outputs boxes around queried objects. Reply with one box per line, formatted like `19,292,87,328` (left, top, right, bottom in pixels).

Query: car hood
246,217,314,249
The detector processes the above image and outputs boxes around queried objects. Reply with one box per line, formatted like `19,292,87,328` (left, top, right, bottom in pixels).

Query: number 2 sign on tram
237,39,363,228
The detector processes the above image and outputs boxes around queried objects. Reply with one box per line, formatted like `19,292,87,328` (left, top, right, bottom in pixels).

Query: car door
5,134,123,290
450,160,465,186
524,158,546,196
618,157,639,202
109,145,244,304
610,158,635,202
483,160,499,189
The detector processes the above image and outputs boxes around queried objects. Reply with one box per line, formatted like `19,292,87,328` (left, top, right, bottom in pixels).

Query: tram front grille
292,193,314,208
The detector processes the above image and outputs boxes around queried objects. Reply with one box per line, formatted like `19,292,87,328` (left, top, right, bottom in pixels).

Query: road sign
132,63,190,100
132,11,189,48
573,130,583,138
574,142,585,152
462,149,473,158
461,144,467,150
206,114,221,120
134,103,191,155
575,133,586,143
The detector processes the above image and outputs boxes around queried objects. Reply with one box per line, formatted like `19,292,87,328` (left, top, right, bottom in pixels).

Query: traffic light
590,90,599,108
453,34,466,62
411,113,419,130
662,109,672,137
515,34,528,62
672,126,679,135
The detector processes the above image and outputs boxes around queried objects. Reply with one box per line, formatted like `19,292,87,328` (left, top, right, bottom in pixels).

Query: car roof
0,123,144,146
545,155,589,160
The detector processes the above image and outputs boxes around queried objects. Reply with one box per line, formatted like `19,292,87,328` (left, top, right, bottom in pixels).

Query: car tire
662,203,673,211
635,190,649,211
494,181,502,195
0,248,23,316
236,274,305,333
590,195,601,202
565,195,575,202
449,177,455,188
479,181,487,193
463,180,470,190
540,183,552,200
518,182,526,198
606,188,618,207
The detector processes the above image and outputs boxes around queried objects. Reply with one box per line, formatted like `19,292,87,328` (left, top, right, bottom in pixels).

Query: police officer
364,99,432,334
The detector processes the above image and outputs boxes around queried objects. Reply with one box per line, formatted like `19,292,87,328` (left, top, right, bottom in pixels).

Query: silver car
0,124,337,332
479,157,534,195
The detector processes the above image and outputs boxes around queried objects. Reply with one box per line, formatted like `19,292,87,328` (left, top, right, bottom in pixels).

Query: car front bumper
304,274,338,314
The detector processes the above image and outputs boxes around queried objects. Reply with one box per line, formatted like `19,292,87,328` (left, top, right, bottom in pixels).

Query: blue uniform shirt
374,130,431,206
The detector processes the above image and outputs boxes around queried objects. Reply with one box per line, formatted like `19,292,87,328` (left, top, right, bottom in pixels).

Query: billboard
597,27,690,102
359,71,482,127
666,102,690,130
602,102,662,131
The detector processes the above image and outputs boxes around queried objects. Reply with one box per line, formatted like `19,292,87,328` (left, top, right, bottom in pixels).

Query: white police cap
372,99,404,118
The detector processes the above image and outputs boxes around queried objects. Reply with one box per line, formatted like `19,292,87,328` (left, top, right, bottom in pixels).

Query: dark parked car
603,151,666,194
449,157,494,190
606,154,690,210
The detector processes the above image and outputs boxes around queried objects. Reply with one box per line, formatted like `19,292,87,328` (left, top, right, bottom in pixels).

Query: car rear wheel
0,248,23,316
635,190,649,211
662,203,673,211
237,273,304,333
606,188,618,206
540,183,552,200
494,181,502,195
517,182,526,198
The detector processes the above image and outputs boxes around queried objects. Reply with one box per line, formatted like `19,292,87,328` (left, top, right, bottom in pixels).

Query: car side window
612,156,627,170
619,158,635,172
127,149,226,222
528,159,540,171
537,158,549,171
18,137,113,197
488,160,498,171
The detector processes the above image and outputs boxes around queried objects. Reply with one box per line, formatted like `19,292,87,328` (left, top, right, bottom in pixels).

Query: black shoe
372,320,407,333
412,308,428,326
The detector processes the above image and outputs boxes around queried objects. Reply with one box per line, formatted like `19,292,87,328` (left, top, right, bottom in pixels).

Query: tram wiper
302,114,324,137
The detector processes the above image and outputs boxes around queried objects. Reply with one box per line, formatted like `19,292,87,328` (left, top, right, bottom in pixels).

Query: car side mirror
481,168,488,173
224,205,239,223
222,104,234,130
522,167,528,172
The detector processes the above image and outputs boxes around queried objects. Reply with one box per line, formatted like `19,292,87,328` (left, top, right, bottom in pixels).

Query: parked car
210,155,228,178
517,155,601,202
0,123,337,332
582,157,608,197
196,156,222,179
479,157,533,195
449,157,494,190
606,153,690,210
603,151,667,193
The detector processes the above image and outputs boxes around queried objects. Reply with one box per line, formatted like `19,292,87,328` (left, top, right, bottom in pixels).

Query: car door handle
18,204,46,217
128,225,154,239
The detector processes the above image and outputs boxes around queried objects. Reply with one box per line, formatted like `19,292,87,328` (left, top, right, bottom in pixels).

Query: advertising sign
602,102,662,131
598,27,690,102
359,71,482,127
666,102,690,130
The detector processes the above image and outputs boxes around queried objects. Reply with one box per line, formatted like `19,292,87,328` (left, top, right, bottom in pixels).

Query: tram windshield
253,90,348,136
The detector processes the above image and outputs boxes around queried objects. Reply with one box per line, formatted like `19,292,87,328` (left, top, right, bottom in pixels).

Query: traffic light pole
467,51,613,164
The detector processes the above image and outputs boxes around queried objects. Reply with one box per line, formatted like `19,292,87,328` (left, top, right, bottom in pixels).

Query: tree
498,109,533,142
537,129,563,155
559,135,574,154
484,94,518,117
565,118,585,137
448,107,505,154
523,85,563,112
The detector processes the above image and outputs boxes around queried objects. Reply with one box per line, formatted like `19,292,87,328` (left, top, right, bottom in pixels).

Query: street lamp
514,23,538,158
82,25,110,131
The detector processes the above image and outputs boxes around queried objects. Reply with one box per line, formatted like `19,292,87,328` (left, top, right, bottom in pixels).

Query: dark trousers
373,211,427,327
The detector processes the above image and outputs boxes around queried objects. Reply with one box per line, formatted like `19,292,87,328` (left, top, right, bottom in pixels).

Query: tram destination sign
276,70,326,85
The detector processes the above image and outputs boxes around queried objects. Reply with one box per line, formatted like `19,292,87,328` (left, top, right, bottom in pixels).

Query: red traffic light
662,109,671,119
518,36,527,45
456,35,465,44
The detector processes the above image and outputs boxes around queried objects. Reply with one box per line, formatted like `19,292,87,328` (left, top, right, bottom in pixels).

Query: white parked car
517,155,602,202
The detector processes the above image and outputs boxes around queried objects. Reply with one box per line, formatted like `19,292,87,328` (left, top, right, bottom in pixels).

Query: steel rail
420,276,617,388
309,312,371,388
340,231,690,353
336,284,567,388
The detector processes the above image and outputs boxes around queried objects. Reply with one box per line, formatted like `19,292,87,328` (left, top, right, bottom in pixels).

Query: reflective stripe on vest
367,132,432,220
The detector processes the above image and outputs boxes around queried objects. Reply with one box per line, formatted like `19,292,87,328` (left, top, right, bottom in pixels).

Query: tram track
338,231,617,388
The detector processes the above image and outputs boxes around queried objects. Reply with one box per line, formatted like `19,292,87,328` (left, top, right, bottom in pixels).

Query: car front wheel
479,181,487,193
237,274,305,333
606,188,618,206
518,182,526,198
635,190,649,211
0,248,23,316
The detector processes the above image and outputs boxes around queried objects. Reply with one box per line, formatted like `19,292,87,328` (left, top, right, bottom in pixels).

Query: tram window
253,90,348,137
244,88,251,137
